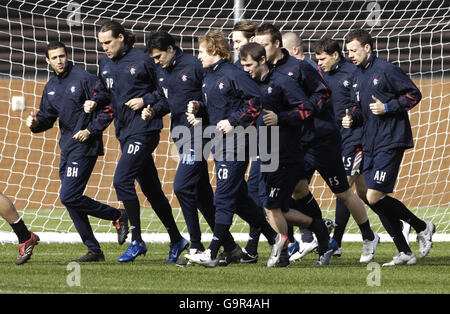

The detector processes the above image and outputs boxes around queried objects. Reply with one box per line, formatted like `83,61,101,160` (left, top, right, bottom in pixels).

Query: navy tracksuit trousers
59,154,120,251
173,146,216,250
113,132,179,242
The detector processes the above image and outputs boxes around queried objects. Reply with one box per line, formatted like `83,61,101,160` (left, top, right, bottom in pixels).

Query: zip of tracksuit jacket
350,53,421,155
31,61,113,157
272,48,338,144
323,58,363,152
98,45,163,143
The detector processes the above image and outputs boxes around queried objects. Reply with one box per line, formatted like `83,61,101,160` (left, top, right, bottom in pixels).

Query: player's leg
306,138,378,262
174,156,207,251
113,137,151,262
59,155,116,262
135,133,188,263
59,155,125,228
364,149,434,263
186,160,247,267
332,148,363,255
0,192,39,265
243,158,263,261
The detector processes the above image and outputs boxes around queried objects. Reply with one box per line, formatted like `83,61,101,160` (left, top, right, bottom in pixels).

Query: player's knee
366,190,385,205
292,179,309,199
173,180,193,197
334,188,353,202
60,191,81,207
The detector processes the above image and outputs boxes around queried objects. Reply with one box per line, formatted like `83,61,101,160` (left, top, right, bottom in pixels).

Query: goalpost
0,0,449,243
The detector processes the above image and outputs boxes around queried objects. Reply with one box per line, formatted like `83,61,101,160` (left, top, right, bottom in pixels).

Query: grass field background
0,241,449,294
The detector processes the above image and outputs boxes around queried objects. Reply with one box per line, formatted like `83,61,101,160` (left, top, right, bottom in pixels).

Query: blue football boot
287,240,300,258
118,240,147,263
165,237,189,263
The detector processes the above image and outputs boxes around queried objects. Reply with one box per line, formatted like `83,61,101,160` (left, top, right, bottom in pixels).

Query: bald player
282,31,330,262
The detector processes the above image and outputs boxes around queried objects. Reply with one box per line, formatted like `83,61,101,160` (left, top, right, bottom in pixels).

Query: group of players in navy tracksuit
26,21,434,267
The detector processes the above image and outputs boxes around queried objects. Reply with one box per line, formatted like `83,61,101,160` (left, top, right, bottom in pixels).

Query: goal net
1,0,449,243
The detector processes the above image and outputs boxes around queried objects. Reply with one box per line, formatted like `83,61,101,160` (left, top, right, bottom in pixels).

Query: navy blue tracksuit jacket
201,59,262,158
351,53,421,155
323,58,363,153
98,45,163,142
257,69,314,164
152,48,208,134
272,48,337,144
31,61,113,156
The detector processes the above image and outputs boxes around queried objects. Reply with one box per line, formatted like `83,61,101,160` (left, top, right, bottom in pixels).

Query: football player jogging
184,30,286,268
343,29,435,266
314,38,364,257
1,192,39,265
26,41,128,262
254,23,379,264
282,31,331,262
97,21,188,263
239,42,332,266
231,20,266,263
142,30,215,266
315,38,411,257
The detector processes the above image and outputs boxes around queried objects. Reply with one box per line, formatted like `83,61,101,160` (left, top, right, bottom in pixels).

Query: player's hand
342,108,353,128
25,111,39,128
217,119,233,134
141,105,155,120
186,113,201,126
124,98,144,111
262,109,278,126
187,100,200,114
84,100,97,113
73,129,91,142
369,96,386,115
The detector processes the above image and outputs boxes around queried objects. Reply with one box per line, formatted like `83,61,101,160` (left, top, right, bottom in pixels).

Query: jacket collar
113,44,133,61
329,57,346,74
360,52,377,70
167,47,183,70
259,67,274,84
271,48,290,69
56,61,73,80
208,59,227,72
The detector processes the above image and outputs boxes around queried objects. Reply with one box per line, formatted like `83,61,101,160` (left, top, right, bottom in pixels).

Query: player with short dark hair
1,192,39,265
254,23,380,264
344,29,435,266
239,42,332,266
97,21,188,263
143,30,216,266
26,41,128,262
230,21,267,263
184,30,286,268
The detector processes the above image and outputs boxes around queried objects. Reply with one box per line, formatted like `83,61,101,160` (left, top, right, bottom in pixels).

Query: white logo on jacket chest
373,78,379,86
181,74,188,82
343,79,350,87
129,66,136,75
70,85,76,93
267,86,273,94
218,82,225,90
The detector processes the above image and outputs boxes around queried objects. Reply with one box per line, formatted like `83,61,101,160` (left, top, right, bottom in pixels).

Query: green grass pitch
0,241,449,294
